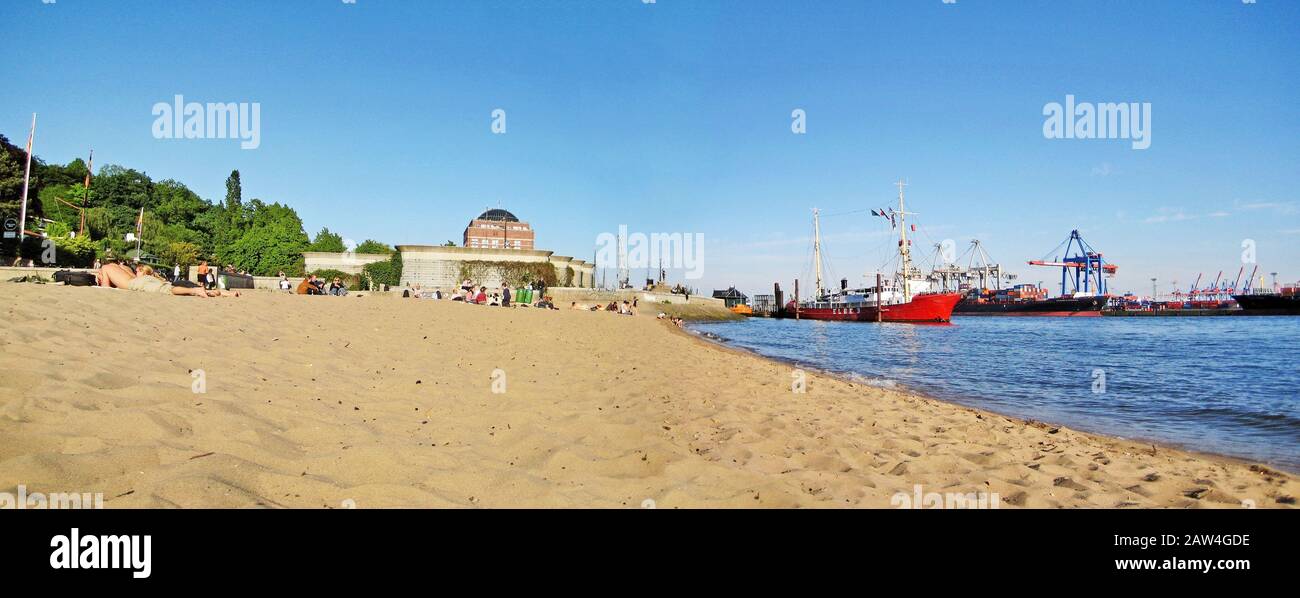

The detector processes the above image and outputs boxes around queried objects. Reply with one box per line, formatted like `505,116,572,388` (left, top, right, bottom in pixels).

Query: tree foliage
0,134,393,275
362,251,403,289
355,239,393,254
308,227,346,253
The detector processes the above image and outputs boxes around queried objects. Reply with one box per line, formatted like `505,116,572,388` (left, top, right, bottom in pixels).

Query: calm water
690,316,1300,471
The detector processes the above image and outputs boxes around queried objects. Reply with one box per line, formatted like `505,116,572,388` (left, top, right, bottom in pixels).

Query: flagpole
135,207,144,261
18,113,36,240
79,149,93,236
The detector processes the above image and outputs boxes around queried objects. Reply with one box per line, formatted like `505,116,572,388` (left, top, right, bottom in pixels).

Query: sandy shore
0,282,1293,508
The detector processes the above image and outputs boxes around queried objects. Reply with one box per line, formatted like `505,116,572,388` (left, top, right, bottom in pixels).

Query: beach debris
1277,496,1296,505
188,451,216,460
1142,472,1160,482
1183,487,1209,500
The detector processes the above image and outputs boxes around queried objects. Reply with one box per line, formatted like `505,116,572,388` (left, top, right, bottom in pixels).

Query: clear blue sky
5,0,1297,296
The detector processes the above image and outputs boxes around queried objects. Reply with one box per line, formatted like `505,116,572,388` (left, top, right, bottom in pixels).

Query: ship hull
786,293,962,323
954,295,1107,317
1231,294,1300,315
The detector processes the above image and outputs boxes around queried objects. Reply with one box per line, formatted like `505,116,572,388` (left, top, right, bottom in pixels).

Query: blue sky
4,0,1298,296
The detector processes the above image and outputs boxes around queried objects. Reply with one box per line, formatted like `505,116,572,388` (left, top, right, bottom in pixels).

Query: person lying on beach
97,263,238,298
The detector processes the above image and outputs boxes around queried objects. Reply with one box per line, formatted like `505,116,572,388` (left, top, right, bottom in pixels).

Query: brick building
463,208,534,250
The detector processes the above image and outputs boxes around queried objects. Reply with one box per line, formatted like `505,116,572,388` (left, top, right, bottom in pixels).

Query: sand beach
0,283,1293,508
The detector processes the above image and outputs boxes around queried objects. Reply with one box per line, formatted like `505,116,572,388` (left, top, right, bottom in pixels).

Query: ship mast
812,208,823,299
896,179,912,303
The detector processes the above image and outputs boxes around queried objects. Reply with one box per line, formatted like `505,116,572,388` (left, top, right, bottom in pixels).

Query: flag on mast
135,207,144,238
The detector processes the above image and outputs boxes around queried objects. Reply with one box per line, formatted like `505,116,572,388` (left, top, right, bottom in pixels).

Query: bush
52,235,98,267
457,260,557,288
361,252,402,289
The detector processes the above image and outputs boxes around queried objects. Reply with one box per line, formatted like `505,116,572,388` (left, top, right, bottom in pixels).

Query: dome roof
476,208,519,222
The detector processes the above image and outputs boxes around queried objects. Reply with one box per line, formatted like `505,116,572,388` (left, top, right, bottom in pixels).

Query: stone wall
395,245,595,290
302,252,391,275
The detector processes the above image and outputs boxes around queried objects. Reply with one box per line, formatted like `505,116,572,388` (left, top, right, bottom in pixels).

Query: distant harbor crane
1027,230,1117,296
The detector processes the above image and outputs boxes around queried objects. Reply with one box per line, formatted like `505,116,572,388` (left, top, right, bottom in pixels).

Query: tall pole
812,208,823,298
1151,277,1157,301
18,113,36,240
896,178,912,303
80,148,93,236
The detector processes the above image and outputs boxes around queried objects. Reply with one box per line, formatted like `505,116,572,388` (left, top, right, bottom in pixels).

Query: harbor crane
1027,230,1117,297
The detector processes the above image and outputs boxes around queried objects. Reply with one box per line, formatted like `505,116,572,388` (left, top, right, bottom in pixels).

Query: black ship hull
954,295,1107,316
1232,294,1300,315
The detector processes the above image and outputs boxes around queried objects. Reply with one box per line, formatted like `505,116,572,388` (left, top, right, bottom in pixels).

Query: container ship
933,231,1115,317
782,180,963,323
955,284,1107,316
1233,285,1300,315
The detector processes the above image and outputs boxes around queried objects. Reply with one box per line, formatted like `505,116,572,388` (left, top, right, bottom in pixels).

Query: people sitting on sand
475,286,488,304
488,293,501,306
279,274,292,292
297,274,325,295
605,302,619,312
328,277,348,296
97,263,238,298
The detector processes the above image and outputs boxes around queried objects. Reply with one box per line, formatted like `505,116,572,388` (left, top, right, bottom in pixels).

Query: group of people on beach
193,261,249,290
400,279,558,309
569,299,638,316
286,273,349,296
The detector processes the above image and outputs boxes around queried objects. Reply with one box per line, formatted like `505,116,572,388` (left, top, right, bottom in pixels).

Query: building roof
475,208,520,223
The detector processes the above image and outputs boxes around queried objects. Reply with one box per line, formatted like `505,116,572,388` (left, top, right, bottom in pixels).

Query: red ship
783,180,963,323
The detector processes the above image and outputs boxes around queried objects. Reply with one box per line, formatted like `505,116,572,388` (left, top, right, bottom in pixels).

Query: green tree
307,227,346,252
355,239,393,254
220,201,309,275
157,241,201,269
152,179,209,228
0,150,25,217
37,184,82,228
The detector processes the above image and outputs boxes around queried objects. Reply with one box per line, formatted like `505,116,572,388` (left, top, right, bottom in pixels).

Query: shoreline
1,283,1294,508
678,321,1297,477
